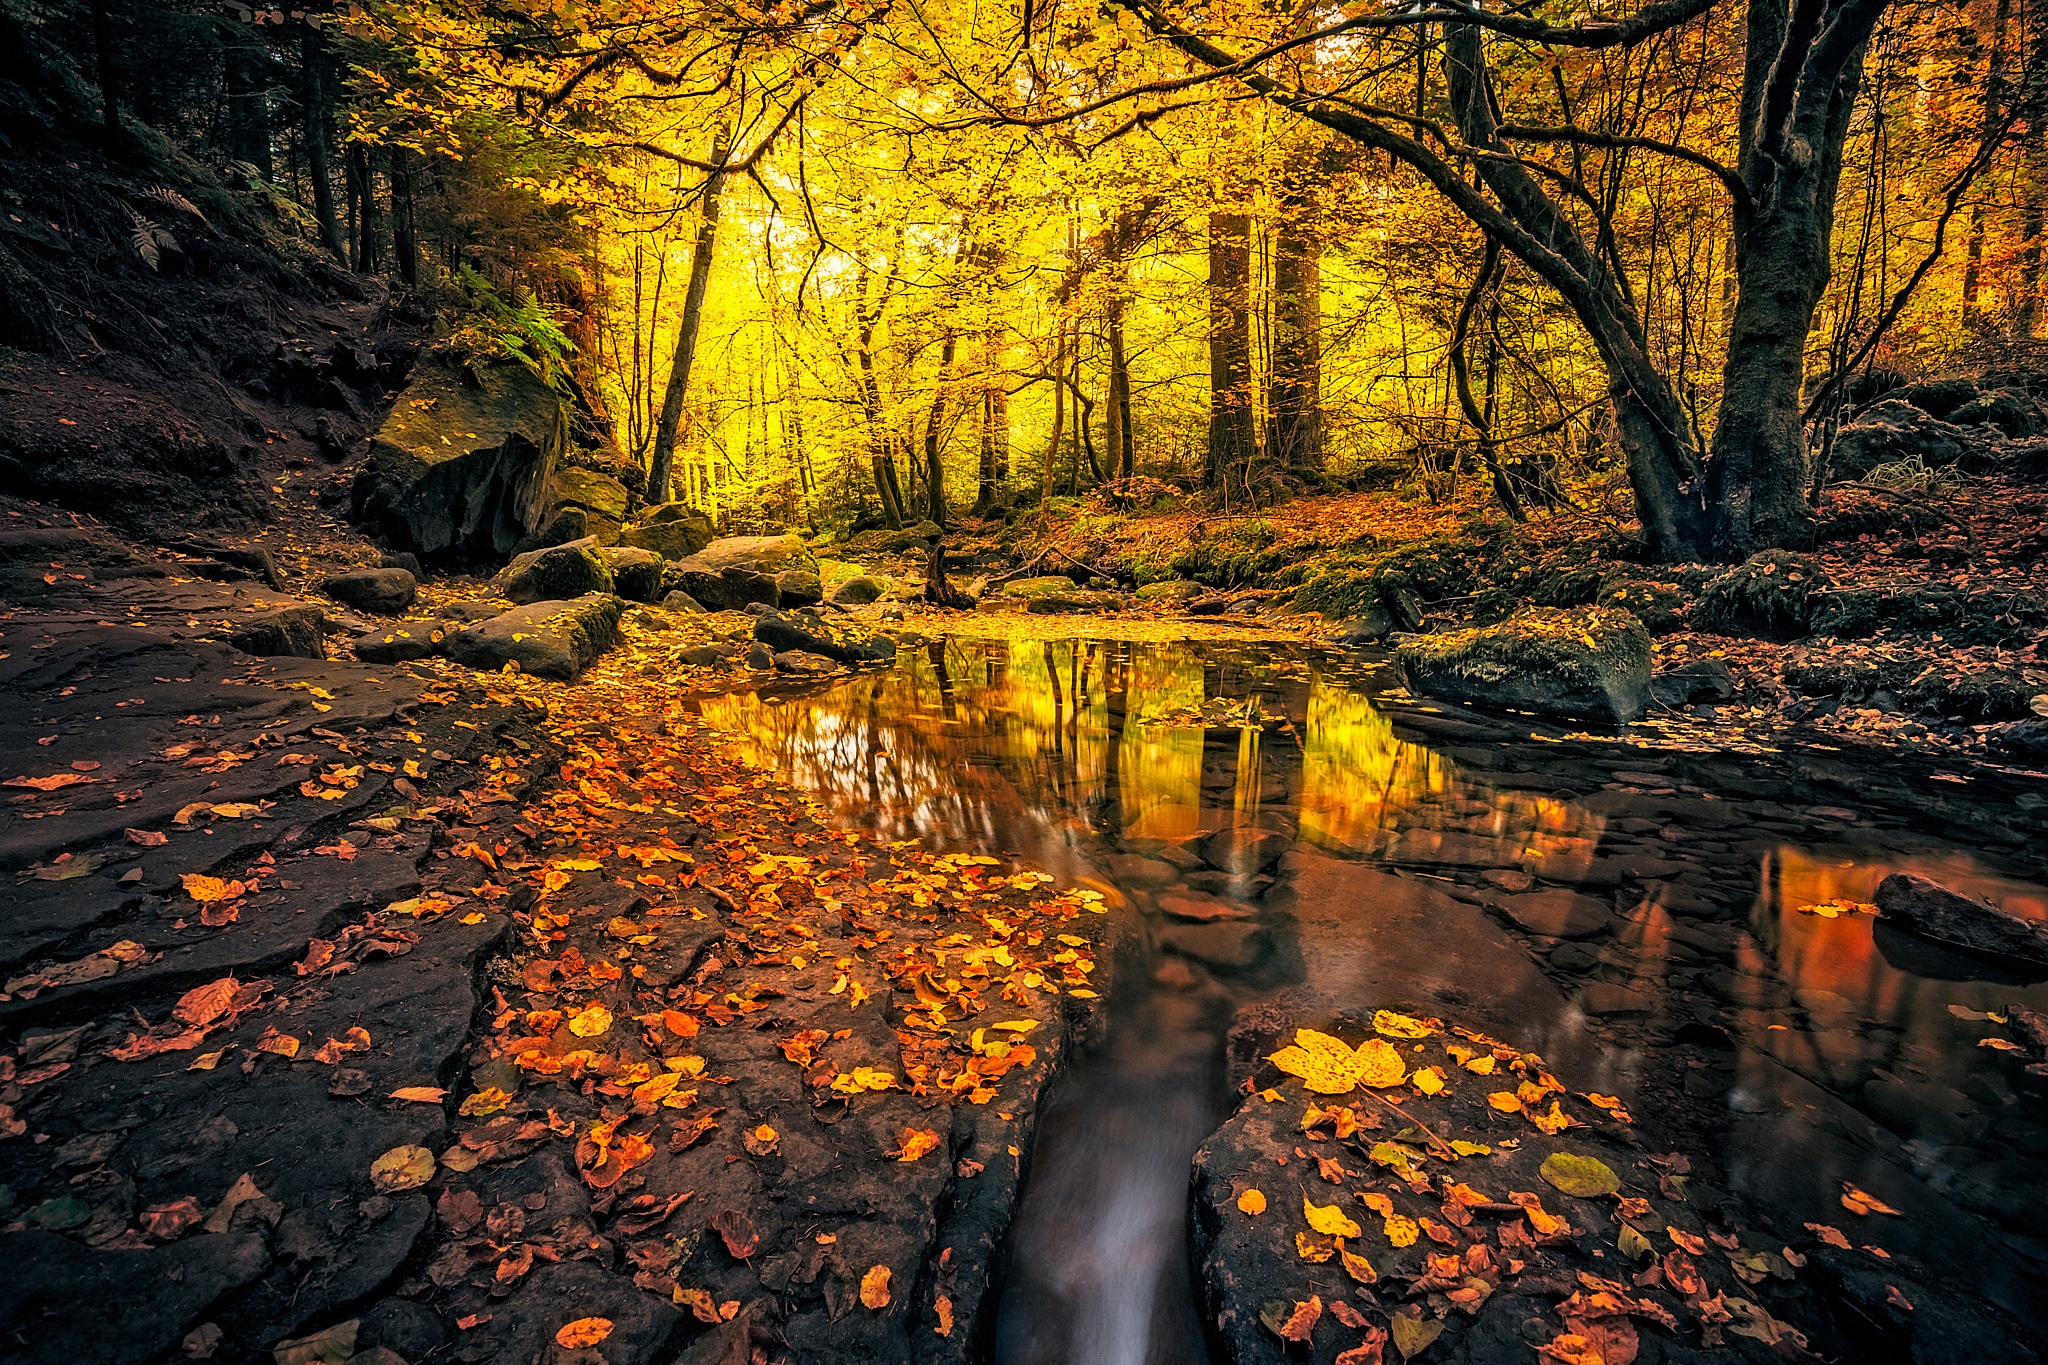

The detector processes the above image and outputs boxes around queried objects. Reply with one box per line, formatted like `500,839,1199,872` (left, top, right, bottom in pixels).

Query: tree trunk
1450,238,1523,519
350,144,385,275
223,40,269,174
1267,179,1324,474
87,0,121,144
924,331,956,527
1105,296,1134,479
1041,323,1066,509
1206,211,1255,489
1701,0,1871,559
390,147,420,286
299,24,345,259
647,135,730,506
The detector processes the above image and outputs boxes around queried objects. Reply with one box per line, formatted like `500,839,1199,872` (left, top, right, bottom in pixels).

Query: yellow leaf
1296,1231,1336,1262
1237,1188,1267,1215
369,1144,435,1193
1383,1213,1420,1247
895,1127,942,1162
1411,1067,1446,1096
1373,1009,1437,1038
555,1318,613,1348
567,1003,612,1037
1304,1194,1363,1238
1487,1091,1524,1112
860,1264,892,1310
1338,1242,1377,1284
180,873,245,904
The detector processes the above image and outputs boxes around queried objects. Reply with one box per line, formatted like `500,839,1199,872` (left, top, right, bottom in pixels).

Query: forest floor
967,467,2048,771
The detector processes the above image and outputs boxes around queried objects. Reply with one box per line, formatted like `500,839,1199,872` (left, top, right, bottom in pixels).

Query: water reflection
696,635,2048,1350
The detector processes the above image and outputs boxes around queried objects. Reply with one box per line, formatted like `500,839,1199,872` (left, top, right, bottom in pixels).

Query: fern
140,185,207,225
129,212,178,270
450,264,577,390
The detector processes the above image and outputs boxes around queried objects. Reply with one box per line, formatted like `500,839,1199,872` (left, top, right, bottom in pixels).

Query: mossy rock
1596,575,1690,634
1693,551,1828,639
499,536,614,605
1395,606,1653,723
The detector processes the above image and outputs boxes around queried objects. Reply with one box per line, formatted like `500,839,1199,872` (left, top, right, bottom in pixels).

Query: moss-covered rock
1693,550,1829,639
1395,606,1652,723
618,502,715,559
499,535,614,604
1596,574,1691,634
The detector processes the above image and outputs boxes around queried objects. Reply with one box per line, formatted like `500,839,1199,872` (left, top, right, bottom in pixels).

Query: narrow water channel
695,634,2048,1357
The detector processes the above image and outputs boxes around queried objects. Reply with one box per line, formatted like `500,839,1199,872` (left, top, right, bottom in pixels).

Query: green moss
1693,551,1829,639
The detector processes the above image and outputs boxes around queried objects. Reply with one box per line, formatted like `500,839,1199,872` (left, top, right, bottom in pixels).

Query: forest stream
697,633,2048,1365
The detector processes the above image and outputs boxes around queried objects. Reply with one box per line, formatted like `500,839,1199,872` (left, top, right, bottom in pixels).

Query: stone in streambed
1494,889,1617,940
831,575,886,605
444,594,623,681
1198,826,1291,875
1874,872,2048,968
1102,854,1178,888
0,1229,272,1365
1396,605,1652,723
352,621,450,664
753,609,896,665
320,567,418,615
618,501,716,559
1577,981,1655,1016
1159,921,1265,971
1155,891,1255,923
499,535,614,604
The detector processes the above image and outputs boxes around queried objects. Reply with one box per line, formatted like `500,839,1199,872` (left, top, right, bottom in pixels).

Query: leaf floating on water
1841,1183,1903,1217
1539,1152,1621,1198
1797,900,1877,918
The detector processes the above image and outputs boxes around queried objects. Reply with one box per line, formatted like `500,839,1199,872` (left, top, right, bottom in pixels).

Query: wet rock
1481,868,1534,893
1102,854,1177,887
544,466,632,543
1577,981,1655,1016
1388,828,1510,867
746,641,773,669
1197,826,1291,875
753,609,896,666
1159,921,1265,970
774,649,838,676
1025,589,1125,615
0,1229,272,1365
1001,575,1080,600
600,545,664,602
321,567,418,615
1546,942,1598,973
444,594,624,680
470,1260,683,1365
1155,891,1255,923
351,356,564,558
227,604,326,658
1495,889,1616,940
352,622,447,663
1395,606,1652,722
831,575,885,605
1187,595,1230,615
1874,872,2048,968
619,502,716,559
1650,657,1734,707
1332,604,1395,645
378,550,423,578
500,535,615,605
1862,1077,1986,1144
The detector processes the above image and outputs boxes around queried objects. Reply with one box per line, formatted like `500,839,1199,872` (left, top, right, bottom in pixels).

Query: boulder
1874,872,2048,968
1649,658,1734,707
444,594,624,681
599,546,664,603
1829,399,1983,479
1002,576,1082,600
226,605,325,658
499,536,614,605
661,590,706,613
776,569,824,606
1394,606,1652,723
663,535,814,610
351,356,565,558
668,565,779,611
752,609,897,665
1332,605,1395,646
618,503,716,559
1025,590,1123,615
353,622,448,664
543,467,633,543
378,550,423,578
691,534,817,577
513,505,587,555
773,650,839,676
1198,826,1292,876
831,575,886,606
1135,580,1203,604
320,567,418,615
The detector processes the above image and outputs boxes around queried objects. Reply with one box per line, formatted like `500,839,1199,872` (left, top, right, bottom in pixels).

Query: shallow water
696,635,2048,1356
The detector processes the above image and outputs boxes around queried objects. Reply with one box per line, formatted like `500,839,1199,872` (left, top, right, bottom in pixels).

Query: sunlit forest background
13,0,2045,537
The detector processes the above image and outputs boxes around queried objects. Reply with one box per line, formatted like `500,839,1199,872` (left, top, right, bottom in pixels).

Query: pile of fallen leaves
1217,1012,1915,1364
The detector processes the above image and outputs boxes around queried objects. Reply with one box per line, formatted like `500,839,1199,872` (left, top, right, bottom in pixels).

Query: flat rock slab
1493,889,1617,940
1386,828,1514,868
0,1229,272,1365
1875,871,2048,967
1159,921,1267,971
1155,890,1256,923
1198,827,1292,876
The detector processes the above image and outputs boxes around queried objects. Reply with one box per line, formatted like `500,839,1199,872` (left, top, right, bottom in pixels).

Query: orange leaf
860,1264,892,1310
554,1318,613,1349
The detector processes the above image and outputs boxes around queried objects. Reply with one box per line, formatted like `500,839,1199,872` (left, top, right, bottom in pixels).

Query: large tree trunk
1267,175,1324,474
350,144,385,275
647,136,729,505
87,0,121,143
223,39,270,174
1701,0,1871,559
299,24,345,259
1041,322,1066,509
1105,295,1133,479
1206,211,1255,489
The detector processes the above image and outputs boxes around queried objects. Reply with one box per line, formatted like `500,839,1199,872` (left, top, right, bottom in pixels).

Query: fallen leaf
369,1144,436,1193
860,1263,892,1310
1841,1183,1903,1216
389,1086,447,1103
1305,1193,1363,1238
554,1318,613,1349
1237,1188,1267,1215
1539,1152,1620,1198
